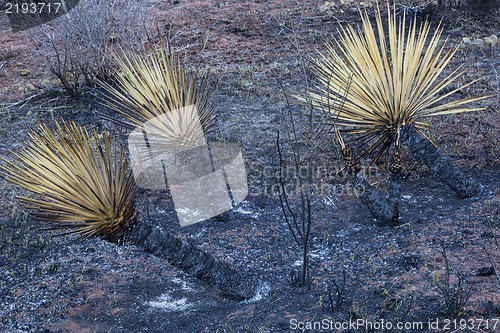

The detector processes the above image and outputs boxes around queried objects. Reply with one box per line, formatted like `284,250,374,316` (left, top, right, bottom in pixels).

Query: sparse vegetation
275,97,317,286
27,0,149,96
324,270,347,312
0,0,498,331
434,242,475,318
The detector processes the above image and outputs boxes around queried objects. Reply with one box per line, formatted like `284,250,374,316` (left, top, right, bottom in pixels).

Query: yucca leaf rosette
308,5,488,163
0,120,137,243
98,44,216,153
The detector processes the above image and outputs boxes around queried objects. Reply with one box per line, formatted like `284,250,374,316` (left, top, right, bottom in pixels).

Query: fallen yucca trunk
307,5,488,222
403,126,480,198
129,222,258,299
0,120,259,300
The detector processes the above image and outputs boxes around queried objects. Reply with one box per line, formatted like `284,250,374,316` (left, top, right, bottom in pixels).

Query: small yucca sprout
309,5,488,163
98,44,216,151
0,120,137,243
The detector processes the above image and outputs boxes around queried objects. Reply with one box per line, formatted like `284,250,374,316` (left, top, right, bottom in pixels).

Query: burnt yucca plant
98,44,216,152
309,5,488,198
0,119,260,299
0,119,137,244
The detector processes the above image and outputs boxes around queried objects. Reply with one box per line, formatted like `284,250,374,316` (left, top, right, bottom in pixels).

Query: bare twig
482,245,500,282
482,215,500,282
27,0,149,96
435,242,475,318
327,270,347,312
1,88,52,111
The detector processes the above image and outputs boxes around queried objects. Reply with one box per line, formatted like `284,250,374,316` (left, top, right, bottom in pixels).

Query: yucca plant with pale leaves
0,119,260,299
0,120,137,243
98,44,216,153
309,5,487,164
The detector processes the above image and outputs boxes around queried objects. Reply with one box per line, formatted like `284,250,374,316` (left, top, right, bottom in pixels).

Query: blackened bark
127,221,260,300
351,172,393,225
387,168,407,227
387,177,405,214
404,128,480,198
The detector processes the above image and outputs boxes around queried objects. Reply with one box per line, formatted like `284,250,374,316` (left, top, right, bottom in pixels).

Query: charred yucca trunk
127,222,260,300
343,127,481,225
403,127,480,198
349,171,393,225
343,147,406,226
348,169,406,226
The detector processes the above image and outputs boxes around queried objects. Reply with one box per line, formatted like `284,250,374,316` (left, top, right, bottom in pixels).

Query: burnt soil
0,1,499,332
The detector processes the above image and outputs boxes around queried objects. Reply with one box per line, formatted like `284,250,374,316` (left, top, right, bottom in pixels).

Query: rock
477,266,495,277
485,37,495,46
447,27,463,34
41,78,61,87
489,35,498,45
462,37,472,44
18,84,36,93
472,39,485,46
24,84,36,92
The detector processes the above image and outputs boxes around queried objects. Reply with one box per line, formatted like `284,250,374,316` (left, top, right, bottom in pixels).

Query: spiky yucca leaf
308,5,488,163
0,120,137,243
98,44,216,152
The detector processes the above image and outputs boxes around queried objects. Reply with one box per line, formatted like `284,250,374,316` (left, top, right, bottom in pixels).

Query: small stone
18,84,37,93
41,78,60,87
472,39,485,46
50,78,62,86
484,37,494,46
24,84,36,92
489,35,498,45
462,37,472,44
477,266,495,277
447,27,463,34
109,34,118,43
